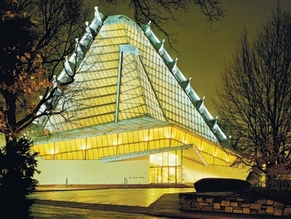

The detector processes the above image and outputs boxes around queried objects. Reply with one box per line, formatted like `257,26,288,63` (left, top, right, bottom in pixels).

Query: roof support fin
180,77,192,93
155,39,165,55
167,58,178,74
143,20,151,36
194,97,205,113
64,56,74,77
210,116,219,133
89,6,102,32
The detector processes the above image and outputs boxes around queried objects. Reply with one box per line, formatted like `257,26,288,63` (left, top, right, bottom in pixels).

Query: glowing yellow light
81,145,87,150
165,133,172,139
113,140,121,145
182,139,187,144
144,136,151,141
213,148,217,157
169,154,178,165
50,149,57,154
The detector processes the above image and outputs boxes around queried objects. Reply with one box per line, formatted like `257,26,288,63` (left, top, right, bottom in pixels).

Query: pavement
29,185,284,219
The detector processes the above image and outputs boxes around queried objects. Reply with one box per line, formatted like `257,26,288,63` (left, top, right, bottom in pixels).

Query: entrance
149,151,183,183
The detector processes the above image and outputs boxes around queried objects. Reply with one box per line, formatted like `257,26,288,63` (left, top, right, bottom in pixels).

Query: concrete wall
183,157,249,183
35,157,150,185
35,155,248,185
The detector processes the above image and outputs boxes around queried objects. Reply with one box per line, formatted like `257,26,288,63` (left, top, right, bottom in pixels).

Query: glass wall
149,150,183,183
33,14,238,170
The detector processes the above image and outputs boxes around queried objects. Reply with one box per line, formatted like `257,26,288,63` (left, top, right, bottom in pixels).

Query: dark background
85,0,291,115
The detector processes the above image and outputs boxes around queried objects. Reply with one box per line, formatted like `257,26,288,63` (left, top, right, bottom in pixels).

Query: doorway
149,151,183,183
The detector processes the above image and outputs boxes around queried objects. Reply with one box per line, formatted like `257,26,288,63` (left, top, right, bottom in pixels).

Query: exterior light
213,148,217,157
182,139,187,144
50,149,56,155
144,136,151,141
165,133,172,138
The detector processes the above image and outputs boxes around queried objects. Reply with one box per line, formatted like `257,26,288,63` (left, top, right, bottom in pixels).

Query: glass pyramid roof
32,8,237,166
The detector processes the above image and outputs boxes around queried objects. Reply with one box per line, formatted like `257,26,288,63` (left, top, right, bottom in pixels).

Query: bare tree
101,0,224,46
0,0,224,215
103,0,224,24
1,0,224,143
215,6,291,189
0,1,91,215
0,0,89,143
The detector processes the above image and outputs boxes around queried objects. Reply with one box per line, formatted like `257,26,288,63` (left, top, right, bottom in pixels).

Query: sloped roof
32,7,237,166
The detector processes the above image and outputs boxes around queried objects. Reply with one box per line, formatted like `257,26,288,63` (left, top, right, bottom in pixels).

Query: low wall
179,192,291,217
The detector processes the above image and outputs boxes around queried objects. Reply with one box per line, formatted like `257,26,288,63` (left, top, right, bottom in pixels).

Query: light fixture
81,145,87,150
50,149,56,155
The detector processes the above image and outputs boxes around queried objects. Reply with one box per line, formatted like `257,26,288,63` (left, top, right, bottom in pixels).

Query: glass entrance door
149,151,183,184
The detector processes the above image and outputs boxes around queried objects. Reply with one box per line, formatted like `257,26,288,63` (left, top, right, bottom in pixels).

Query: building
31,7,248,185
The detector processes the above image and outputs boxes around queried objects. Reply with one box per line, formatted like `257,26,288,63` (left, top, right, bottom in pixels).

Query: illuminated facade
31,8,248,185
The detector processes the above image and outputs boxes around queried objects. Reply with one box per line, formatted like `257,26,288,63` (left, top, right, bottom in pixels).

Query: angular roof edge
140,21,232,150
32,6,233,151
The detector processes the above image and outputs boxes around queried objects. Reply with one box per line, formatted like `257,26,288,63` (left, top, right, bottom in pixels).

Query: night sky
86,0,291,115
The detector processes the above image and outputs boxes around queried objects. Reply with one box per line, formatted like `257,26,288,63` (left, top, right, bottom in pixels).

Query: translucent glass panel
41,18,219,146
149,166,183,183
41,23,129,134
149,151,182,183
118,51,165,121
121,23,219,144
33,125,236,166
118,52,147,119
34,15,236,166
150,151,181,166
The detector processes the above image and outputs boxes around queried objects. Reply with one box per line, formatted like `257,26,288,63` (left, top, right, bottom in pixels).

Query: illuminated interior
31,9,239,184
150,151,183,183
33,124,236,166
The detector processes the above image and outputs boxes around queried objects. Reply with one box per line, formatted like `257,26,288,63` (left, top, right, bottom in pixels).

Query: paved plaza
30,187,193,207
29,187,281,218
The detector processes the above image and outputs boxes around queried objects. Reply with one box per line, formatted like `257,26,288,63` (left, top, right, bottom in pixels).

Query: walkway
29,186,283,218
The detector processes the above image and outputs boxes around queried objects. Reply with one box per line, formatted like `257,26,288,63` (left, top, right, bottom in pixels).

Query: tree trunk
3,91,18,144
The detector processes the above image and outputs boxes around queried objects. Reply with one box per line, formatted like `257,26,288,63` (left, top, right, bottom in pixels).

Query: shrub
239,187,291,205
0,137,39,218
194,178,251,192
